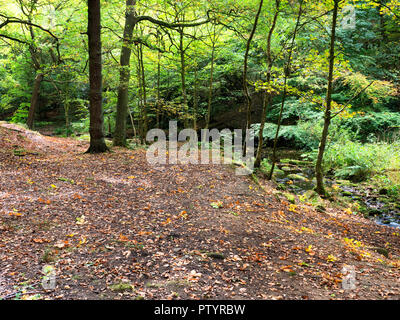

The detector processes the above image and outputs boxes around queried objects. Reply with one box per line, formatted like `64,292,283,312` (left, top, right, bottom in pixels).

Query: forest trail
0,123,399,300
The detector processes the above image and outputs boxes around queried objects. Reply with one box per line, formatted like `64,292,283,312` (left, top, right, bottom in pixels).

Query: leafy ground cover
0,123,399,300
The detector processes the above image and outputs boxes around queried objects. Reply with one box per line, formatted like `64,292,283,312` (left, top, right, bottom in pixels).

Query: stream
266,150,400,229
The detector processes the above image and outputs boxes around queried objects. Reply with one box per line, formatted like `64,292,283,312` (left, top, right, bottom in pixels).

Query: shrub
339,112,400,143
10,102,30,123
322,141,400,181
253,119,323,150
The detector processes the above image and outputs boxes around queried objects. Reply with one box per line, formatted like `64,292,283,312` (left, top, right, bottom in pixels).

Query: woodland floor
0,122,399,300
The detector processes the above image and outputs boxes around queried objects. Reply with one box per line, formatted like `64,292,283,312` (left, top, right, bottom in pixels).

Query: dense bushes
339,112,400,143
324,141,400,180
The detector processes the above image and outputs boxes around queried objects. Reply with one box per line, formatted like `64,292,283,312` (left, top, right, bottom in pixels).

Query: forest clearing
0,122,399,300
0,0,400,303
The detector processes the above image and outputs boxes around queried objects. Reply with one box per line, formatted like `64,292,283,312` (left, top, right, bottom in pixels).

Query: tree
86,0,108,153
114,0,137,147
315,0,341,195
254,0,281,168
204,22,223,129
0,0,61,130
243,0,264,132
267,0,304,178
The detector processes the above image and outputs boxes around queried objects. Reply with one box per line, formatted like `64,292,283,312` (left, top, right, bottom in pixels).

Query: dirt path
0,124,399,300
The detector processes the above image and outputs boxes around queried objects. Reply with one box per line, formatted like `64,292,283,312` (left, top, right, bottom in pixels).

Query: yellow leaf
344,208,352,215
327,254,337,262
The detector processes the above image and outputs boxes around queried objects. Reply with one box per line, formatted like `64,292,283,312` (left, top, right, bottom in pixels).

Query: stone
287,174,308,182
372,247,389,258
206,252,225,260
304,190,320,201
379,188,388,195
283,192,296,204
109,282,134,292
367,209,382,217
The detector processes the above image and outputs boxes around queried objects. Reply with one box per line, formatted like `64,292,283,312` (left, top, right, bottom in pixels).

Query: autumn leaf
119,234,129,242
344,208,352,215
32,238,50,243
179,210,188,219
305,245,315,256
280,265,294,273
288,204,298,213
210,201,223,209
161,217,172,225
76,215,86,225
327,254,337,262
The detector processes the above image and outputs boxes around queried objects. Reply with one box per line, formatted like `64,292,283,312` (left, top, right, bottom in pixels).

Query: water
271,156,400,229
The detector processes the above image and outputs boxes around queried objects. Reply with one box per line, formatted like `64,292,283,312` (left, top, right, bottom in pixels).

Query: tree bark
114,0,137,147
243,0,264,131
254,0,280,168
193,68,199,131
86,0,108,153
315,0,339,196
268,0,304,179
205,42,215,129
156,39,161,128
140,43,148,136
26,72,44,130
179,29,189,128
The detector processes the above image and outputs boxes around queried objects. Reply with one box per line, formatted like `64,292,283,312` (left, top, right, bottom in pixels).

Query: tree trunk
26,72,44,130
243,0,264,132
114,0,137,147
193,68,199,131
140,44,148,136
179,30,189,128
136,47,144,142
86,0,108,153
156,43,161,128
315,0,339,196
268,0,304,179
254,0,280,168
206,42,215,129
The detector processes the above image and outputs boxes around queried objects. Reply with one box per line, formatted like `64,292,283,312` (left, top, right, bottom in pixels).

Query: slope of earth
0,123,399,300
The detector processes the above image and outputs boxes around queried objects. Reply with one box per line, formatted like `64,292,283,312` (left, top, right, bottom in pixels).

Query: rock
109,282,134,292
281,166,299,174
280,159,312,166
379,188,388,195
283,192,296,204
304,190,320,201
336,179,351,185
273,168,285,177
206,252,225,260
276,183,287,191
367,209,382,217
286,174,308,182
372,247,389,258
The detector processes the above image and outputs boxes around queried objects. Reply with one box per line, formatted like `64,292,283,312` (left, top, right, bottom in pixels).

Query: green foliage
322,140,400,182
10,103,30,123
340,73,397,111
254,118,323,150
339,112,400,142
